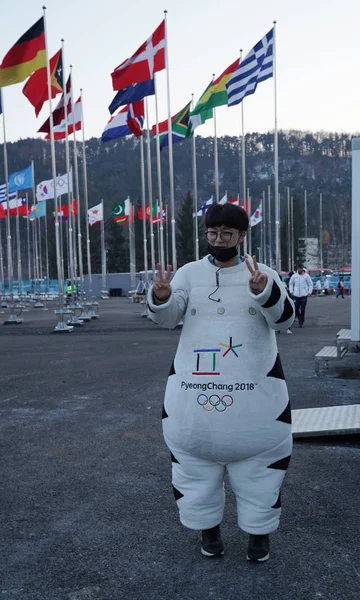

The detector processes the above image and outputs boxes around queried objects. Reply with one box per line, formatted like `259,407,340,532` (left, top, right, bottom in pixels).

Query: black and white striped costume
147,256,295,534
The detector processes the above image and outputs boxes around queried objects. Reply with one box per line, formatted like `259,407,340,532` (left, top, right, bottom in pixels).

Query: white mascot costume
147,255,294,537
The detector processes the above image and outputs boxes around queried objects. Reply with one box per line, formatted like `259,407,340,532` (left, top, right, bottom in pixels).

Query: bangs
205,203,249,231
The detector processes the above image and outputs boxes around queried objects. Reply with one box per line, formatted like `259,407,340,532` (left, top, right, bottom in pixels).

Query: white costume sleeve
306,274,314,295
247,265,295,332
147,266,189,329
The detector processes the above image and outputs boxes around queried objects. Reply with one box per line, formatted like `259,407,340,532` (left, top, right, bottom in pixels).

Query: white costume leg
226,435,292,535
167,443,226,531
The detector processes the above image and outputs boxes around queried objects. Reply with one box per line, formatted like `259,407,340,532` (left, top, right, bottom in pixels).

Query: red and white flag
38,75,72,134
45,97,82,140
111,20,165,90
229,195,239,206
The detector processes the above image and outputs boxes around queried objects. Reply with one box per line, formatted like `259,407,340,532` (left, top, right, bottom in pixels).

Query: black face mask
207,243,239,262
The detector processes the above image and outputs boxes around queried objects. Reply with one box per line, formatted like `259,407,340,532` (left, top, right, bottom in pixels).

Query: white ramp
292,405,360,438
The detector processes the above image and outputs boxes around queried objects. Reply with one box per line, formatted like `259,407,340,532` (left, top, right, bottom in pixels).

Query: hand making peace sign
244,256,268,294
153,263,173,302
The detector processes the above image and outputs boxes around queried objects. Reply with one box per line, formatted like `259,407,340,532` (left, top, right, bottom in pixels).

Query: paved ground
1,295,359,600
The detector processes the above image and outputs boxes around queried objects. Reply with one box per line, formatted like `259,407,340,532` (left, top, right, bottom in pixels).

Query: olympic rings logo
197,393,234,412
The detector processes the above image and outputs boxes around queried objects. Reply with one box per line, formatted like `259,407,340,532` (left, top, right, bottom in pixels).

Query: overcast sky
1,0,359,142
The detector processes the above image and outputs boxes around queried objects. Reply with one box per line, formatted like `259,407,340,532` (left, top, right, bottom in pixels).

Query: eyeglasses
206,230,236,243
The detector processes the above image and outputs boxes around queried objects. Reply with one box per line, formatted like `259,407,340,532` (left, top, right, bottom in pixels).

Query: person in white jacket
289,265,313,328
147,203,295,563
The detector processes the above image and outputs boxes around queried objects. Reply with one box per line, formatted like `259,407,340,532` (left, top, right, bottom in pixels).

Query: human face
206,226,243,247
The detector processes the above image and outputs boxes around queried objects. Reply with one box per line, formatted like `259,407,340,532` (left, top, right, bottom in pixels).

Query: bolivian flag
0,17,46,87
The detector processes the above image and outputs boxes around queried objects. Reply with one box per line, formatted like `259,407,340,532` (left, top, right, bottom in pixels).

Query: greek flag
226,28,274,107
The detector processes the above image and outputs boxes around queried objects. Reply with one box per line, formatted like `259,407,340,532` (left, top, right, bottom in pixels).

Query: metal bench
315,345,347,375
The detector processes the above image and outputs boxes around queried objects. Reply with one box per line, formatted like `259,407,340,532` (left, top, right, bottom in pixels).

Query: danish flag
111,20,166,90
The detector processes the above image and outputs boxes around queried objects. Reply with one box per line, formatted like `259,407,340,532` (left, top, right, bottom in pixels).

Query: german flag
23,48,63,116
0,17,46,87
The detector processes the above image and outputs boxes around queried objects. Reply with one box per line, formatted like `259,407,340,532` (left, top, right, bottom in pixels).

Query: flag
29,202,46,221
227,29,274,107
111,198,131,224
36,172,73,201
22,48,63,116
190,58,239,129
152,101,192,150
137,204,150,220
111,20,165,90
101,102,144,142
240,200,250,214
0,187,17,203
0,17,46,87
153,206,166,224
250,203,262,227
229,195,239,205
53,199,78,219
88,202,103,226
109,79,155,114
219,192,228,204
193,197,213,217
45,97,82,140
8,165,33,192
0,197,28,217
0,165,33,195
38,76,72,134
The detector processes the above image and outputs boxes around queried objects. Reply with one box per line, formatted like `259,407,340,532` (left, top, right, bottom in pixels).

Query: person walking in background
335,277,345,299
289,265,313,328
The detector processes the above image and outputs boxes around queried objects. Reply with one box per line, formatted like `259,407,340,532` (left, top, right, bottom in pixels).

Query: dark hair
205,203,248,231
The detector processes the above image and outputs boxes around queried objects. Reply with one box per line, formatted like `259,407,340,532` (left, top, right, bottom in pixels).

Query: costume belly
162,285,291,462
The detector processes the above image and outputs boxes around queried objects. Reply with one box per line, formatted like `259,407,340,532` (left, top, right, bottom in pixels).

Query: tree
177,191,195,267
105,219,128,272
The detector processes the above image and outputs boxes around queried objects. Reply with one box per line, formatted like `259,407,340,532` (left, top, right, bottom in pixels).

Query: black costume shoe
246,534,270,562
201,525,224,557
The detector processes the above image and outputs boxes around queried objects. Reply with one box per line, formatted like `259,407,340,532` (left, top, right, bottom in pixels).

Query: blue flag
8,165,33,192
108,79,155,115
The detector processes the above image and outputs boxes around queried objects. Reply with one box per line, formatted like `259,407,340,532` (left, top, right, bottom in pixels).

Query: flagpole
164,10,177,271
304,189,308,263
0,88,16,319
165,203,169,266
213,103,220,204
145,97,155,277
154,74,164,270
25,193,31,286
0,218,4,294
262,190,267,264
33,161,49,289
287,187,291,272
15,193,23,297
191,93,199,261
291,195,294,271
139,135,148,281
43,7,70,331
247,187,252,255
273,21,280,273
260,199,264,263
268,184,272,268
240,50,248,255
100,200,107,294
159,197,165,268
61,40,76,310
128,198,136,289
319,192,323,273
31,161,41,302
69,65,84,296
80,88,92,294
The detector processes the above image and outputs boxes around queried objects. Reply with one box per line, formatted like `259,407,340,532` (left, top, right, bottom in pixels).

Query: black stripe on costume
272,492,281,509
147,302,156,314
162,405,168,419
261,280,281,309
266,354,285,380
169,360,176,376
172,485,184,501
267,455,291,471
170,452,179,464
275,297,294,324
276,401,292,424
